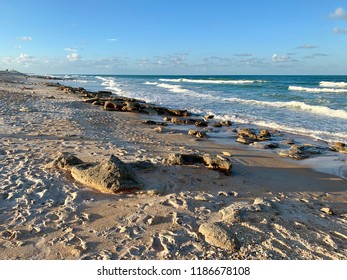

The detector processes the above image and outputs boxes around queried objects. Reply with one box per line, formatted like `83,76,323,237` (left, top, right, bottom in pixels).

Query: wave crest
319,81,347,88
288,85,347,93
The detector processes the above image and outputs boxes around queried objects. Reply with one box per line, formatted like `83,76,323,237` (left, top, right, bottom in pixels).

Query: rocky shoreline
0,73,346,260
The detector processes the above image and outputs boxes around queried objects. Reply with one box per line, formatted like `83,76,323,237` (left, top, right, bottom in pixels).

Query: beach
0,72,346,260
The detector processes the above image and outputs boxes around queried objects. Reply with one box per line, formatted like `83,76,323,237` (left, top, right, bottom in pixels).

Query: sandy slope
0,74,346,260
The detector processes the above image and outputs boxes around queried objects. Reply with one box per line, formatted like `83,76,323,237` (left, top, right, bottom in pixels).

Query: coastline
0,73,346,260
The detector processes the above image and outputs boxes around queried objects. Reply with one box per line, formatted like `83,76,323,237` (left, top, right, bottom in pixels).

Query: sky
1,0,347,75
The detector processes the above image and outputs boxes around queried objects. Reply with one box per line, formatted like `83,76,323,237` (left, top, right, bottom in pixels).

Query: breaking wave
319,81,347,88
288,85,347,93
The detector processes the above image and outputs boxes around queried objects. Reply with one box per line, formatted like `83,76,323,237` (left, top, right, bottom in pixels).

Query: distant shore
0,72,346,260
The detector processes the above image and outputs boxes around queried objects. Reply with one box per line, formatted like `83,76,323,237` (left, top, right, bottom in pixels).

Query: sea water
61,75,347,143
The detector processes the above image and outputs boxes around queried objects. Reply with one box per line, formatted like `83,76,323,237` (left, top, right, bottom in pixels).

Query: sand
0,72,346,260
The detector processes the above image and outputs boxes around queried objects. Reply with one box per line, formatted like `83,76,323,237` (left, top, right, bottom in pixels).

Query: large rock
49,153,141,193
279,144,322,160
202,154,232,175
199,222,240,251
71,155,141,193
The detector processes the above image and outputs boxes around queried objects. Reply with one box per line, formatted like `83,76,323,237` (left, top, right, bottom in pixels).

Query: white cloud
272,54,294,63
333,27,347,34
17,36,33,41
67,52,81,62
107,38,118,42
296,44,319,49
330,7,347,20
16,53,35,67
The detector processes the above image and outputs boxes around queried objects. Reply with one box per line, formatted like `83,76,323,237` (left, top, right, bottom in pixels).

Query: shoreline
0,73,346,260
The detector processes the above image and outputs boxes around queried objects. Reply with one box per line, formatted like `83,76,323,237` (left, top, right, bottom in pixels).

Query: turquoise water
61,75,347,143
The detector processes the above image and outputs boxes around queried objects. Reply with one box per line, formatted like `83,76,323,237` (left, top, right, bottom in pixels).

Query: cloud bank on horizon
0,0,347,75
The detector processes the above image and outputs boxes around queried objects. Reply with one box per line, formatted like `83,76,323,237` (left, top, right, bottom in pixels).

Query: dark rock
142,120,167,126
195,121,208,127
166,153,204,165
204,114,214,120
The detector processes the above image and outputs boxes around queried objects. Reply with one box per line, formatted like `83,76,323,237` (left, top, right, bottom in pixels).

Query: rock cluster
166,153,232,175
237,128,271,144
279,144,322,160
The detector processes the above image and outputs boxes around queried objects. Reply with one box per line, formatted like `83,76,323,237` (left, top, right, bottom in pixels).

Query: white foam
289,85,347,93
143,81,158,85
319,81,347,88
154,86,347,119
159,78,265,85
156,83,189,93
95,76,124,94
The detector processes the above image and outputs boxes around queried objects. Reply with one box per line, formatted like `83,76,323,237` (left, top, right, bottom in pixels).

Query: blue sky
1,0,347,74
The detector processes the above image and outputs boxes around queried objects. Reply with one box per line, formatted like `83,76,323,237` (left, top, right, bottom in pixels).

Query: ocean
60,75,347,143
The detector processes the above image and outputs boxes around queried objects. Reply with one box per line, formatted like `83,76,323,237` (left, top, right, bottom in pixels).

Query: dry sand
0,73,346,260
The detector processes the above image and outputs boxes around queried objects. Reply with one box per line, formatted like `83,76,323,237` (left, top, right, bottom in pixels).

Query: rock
167,109,190,117
221,120,232,126
48,152,84,170
202,154,232,175
279,144,322,160
251,142,279,149
199,222,240,251
70,155,141,193
167,153,232,175
166,153,204,165
154,126,165,133
123,101,140,112
320,207,334,215
142,120,167,126
188,130,208,139
103,101,119,111
211,122,223,127
329,142,347,154
219,202,262,223
237,136,254,145
195,121,208,127
222,151,232,157
141,107,159,115
204,114,214,120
